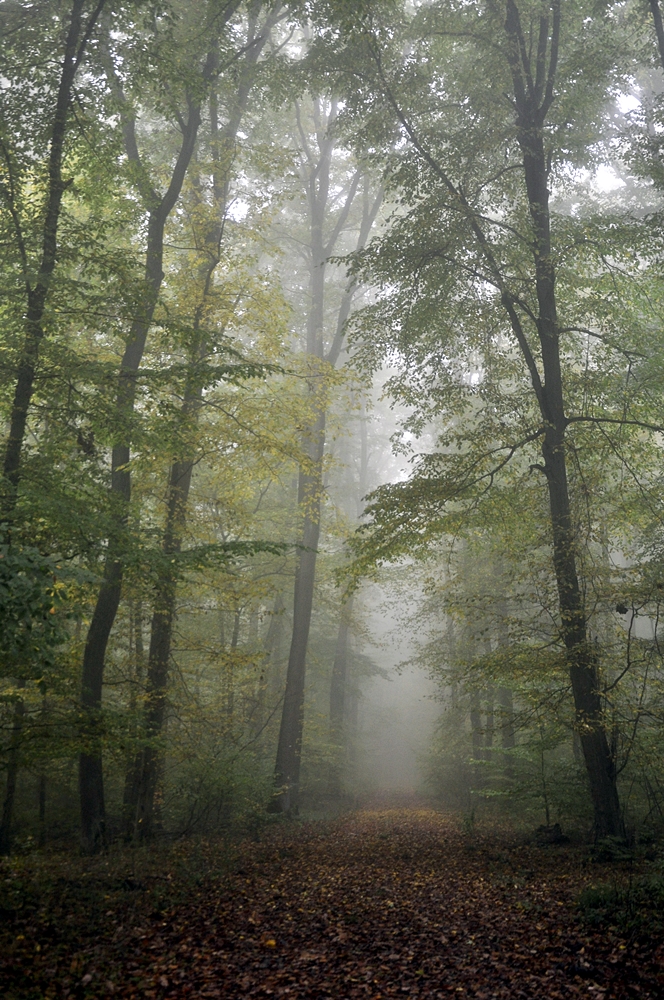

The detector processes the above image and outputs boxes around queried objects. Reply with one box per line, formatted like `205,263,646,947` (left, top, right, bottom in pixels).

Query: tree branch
324,167,361,258
542,0,560,117
566,415,664,433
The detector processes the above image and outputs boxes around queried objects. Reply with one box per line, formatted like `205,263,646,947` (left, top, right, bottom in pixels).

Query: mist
354,586,439,798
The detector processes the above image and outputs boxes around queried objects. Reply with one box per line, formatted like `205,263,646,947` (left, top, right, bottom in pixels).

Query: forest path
3,808,663,998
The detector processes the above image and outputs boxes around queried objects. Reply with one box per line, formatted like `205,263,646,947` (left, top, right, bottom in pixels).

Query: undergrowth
577,870,664,934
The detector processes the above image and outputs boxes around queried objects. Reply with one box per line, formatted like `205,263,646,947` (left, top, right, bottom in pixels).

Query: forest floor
2,805,664,999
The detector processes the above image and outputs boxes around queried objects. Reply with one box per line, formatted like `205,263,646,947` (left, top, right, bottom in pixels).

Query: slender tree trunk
80,0,275,845
498,686,515,779
126,454,195,841
78,204,170,852
123,9,278,842
1,0,106,516
271,111,382,811
272,428,325,812
78,53,209,851
0,679,26,855
271,98,334,813
4,0,105,850
38,774,46,848
470,687,483,790
502,1,623,838
256,592,285,732
122,601,144,834
329,596,353,796
649,0,664,70
484,684,494,759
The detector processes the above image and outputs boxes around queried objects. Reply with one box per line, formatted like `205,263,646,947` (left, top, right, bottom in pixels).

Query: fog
354,586,439,797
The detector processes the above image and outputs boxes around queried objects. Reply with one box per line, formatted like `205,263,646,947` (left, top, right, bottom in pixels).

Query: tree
78,0,280,852
270,94,382,813
314,0,664,836
0,0,108,518
0,0,114,854
124,2,286,840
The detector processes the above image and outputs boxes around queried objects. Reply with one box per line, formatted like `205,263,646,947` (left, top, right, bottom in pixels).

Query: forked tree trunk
78,196,190,853
123,11,279,839
271,122,382,811
78,33,218,851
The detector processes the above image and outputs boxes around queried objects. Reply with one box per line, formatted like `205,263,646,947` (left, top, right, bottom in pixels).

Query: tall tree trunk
271,114,382,811
1,0,106,517
272,429,325,812
499,1,623,838
78,33,217,851
78,199,186,853
123,10,279,839
122,600,145,834
128,458,193,840
2,1,106,846
0,679,26,855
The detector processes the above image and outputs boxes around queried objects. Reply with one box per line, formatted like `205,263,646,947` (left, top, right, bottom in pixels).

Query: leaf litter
2,809,663,998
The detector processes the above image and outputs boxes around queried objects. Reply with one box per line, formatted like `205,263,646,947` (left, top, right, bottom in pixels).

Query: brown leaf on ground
1,809,663,999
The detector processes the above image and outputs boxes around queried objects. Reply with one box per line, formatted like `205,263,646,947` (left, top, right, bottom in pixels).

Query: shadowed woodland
4,1,664,997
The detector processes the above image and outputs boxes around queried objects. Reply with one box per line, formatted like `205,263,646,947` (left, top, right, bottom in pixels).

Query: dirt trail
3,809,663,998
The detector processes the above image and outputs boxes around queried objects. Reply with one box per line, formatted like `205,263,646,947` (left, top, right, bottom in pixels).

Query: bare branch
565,415,664,434
324,167,361,257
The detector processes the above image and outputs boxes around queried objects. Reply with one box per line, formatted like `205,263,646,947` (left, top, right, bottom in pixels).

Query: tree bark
272,429,325,812
328,596,353,796
123,9,280,840
0,679,26,855
1,0,107,518
78,47,209,852
271,119,382,811
127,458,193,840
649,0,664,70
498,686,515,741
484,684,494,757
470,687,483,791
502,1,623,838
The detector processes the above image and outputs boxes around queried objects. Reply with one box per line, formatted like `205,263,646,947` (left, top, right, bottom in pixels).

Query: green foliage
0,533,69,678
577,871,664,933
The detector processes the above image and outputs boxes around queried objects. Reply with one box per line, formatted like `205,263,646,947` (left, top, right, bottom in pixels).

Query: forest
4,1,664,997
